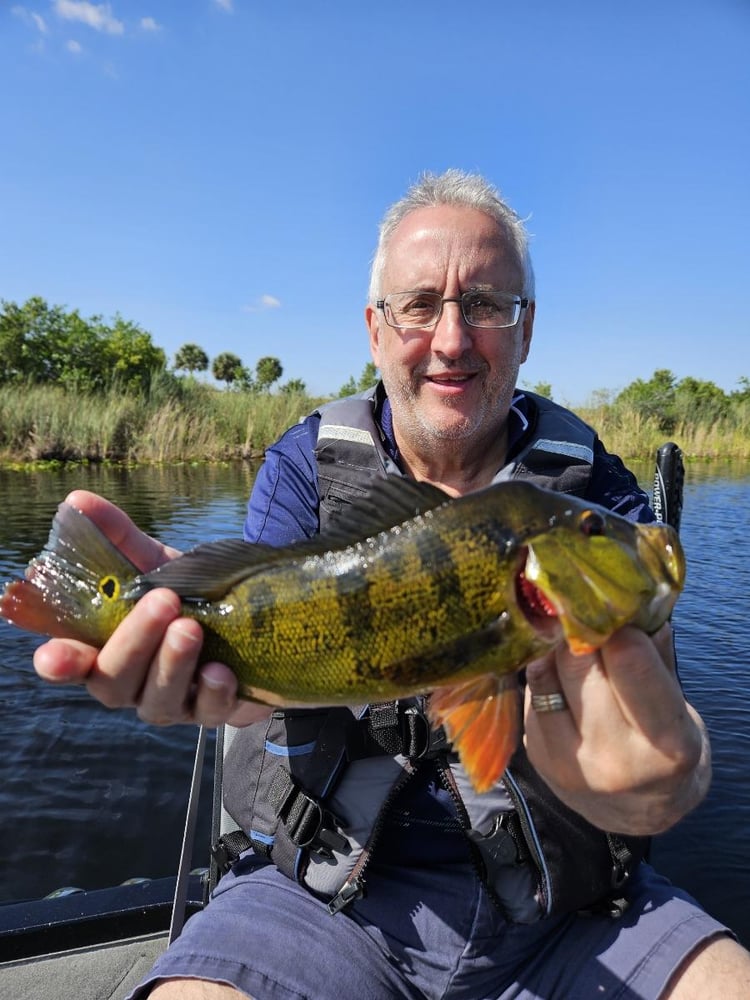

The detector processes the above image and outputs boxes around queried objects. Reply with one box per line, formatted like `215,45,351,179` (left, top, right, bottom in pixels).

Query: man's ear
365,304,381,366
520,300,535,362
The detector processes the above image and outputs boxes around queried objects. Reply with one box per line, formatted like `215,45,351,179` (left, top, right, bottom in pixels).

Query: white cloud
53,1,124,35
213,0,234,12
140,16,161,32
66,38,82,53
243,295,282,313
11,6,48,32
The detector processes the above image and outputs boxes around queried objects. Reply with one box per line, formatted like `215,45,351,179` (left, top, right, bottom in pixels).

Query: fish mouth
515,562,561,643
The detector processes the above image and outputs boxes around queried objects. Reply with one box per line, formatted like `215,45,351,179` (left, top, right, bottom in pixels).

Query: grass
0,382,748,467
0,382,323,465
576,400,750,462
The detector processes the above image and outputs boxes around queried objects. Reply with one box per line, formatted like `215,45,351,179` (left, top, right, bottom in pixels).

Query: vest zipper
327,760,417,915
502,768,553,916
433,756,490,891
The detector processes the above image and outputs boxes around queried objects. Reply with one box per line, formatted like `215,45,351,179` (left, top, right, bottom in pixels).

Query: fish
0,478,685,793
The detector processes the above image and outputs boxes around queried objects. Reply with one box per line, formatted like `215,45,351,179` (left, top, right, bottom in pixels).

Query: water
0,462,747,947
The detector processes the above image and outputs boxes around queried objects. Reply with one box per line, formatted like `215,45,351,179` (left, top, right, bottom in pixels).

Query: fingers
34,637,100,685
526,625,680,733
84,589,186,707
63,490,180,570
587,625,688,742
523,647,581,771
523,625,709,832
228,699,275,727
35,586,242,727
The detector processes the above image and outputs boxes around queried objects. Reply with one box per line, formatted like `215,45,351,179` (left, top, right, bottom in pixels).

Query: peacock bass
0,478,685,793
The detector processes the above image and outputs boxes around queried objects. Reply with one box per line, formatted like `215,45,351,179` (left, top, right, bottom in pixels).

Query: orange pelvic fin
427,674,521,794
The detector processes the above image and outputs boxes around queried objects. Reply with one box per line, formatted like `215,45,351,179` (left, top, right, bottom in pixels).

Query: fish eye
98,576,119,600
579,511,606,537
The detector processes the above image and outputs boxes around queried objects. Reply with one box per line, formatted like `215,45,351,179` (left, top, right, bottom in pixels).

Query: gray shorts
128,857,730,1000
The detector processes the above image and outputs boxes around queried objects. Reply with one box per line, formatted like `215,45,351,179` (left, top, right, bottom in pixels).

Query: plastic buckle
610,861,631,890
279,784,349,858
401,706,449,759
211,837,241,875
313,818,351,857
468,815,520,885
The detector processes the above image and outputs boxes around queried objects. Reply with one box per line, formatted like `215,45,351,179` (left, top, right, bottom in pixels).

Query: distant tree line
0,297,303,396
174,342,305,394
0,296,166,394
604,368,749,432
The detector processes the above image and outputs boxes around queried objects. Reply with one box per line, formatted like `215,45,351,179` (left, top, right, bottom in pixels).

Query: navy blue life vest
221,387,648,921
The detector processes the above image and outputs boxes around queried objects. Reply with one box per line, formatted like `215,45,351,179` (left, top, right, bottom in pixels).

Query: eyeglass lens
385,291,520,329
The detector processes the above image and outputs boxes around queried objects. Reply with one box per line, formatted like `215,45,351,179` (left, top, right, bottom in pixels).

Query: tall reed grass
0,382,748,466
577,399,750,461
0,382,323,465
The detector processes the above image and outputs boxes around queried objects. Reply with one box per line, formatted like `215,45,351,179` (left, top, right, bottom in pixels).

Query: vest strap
268,767,350,859
344,702,447,762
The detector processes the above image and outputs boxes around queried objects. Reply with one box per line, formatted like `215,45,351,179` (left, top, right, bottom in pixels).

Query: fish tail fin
1,502,140,645
428,674,521,794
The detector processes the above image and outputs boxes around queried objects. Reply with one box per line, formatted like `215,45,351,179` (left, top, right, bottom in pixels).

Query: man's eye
466,295,500,315
403,297,435,314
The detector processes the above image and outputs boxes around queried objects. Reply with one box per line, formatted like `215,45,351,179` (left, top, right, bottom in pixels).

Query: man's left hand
523,624,710,835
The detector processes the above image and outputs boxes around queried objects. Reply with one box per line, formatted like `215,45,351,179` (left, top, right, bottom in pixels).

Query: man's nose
430,300,472,358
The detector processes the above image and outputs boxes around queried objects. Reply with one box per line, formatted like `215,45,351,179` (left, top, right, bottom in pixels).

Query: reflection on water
0,462,748,947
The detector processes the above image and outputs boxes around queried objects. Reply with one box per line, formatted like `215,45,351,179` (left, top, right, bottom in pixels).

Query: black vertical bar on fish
652,442,685,533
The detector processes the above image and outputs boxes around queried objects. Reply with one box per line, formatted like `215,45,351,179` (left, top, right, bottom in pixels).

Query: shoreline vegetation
2,297,747,469
0,379,748,470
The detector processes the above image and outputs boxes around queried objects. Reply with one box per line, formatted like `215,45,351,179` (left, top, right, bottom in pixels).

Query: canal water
0,461,747,946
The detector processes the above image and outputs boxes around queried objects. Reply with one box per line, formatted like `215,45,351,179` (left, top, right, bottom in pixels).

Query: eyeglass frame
375,289,529,331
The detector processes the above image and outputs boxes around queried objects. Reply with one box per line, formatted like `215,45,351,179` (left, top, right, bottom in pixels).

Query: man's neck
396,426,509,497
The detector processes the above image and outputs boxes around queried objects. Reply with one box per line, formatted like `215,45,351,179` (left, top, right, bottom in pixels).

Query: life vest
221,387,648,922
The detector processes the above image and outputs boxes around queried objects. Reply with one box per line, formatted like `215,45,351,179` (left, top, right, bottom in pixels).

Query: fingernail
168,622,202,654
200,665,232,694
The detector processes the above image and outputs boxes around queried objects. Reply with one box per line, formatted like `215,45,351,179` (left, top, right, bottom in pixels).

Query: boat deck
0,930,167,1000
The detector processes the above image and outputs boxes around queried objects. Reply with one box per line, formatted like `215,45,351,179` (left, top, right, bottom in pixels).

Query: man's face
365,205,534,455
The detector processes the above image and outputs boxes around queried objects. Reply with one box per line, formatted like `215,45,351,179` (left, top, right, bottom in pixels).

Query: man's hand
523,623,711,835
32,490,273,729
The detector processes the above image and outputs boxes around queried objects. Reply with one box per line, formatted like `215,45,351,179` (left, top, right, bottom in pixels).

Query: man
35,171,750,998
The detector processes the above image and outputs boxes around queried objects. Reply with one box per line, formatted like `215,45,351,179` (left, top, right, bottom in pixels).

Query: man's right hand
32,490,273,729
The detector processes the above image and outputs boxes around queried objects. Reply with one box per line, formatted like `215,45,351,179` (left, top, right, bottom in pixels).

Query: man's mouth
425,372,477,386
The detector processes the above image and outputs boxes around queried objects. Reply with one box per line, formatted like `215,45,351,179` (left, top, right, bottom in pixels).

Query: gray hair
368,169,535,303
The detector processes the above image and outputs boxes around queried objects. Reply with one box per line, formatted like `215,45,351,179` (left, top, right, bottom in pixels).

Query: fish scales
244,518,516,700
192,507,523,704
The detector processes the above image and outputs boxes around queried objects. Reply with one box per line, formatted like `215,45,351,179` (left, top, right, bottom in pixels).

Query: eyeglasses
376,290,529,330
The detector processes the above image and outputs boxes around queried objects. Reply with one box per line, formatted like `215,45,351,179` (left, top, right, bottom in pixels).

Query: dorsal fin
139,539,292,601
322,476,452,542
140,477,453,602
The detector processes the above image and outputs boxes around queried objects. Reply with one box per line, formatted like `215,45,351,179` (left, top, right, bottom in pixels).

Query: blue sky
2,0,748,405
